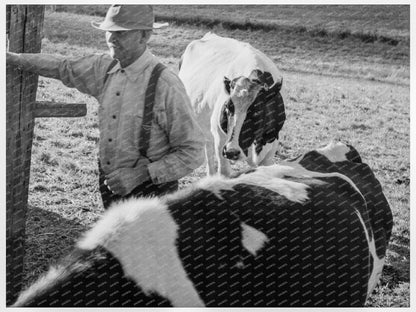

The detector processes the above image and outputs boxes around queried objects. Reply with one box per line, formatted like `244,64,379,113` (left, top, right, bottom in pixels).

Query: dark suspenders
104,60,167,162
139,62,166,159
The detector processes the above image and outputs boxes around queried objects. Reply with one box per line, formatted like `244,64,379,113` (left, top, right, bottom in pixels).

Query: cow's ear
260,71,275,89
249,70,270,91
224,76,231,94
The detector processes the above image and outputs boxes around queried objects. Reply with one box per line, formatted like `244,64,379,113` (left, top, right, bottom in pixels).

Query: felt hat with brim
91,5,168,31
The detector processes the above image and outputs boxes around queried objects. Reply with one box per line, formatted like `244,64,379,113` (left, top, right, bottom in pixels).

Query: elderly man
7,5,204,209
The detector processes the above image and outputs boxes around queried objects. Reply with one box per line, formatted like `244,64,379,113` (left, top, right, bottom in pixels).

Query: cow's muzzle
223,146,241,161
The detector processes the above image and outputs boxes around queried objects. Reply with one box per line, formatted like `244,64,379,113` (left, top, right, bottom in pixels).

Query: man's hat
91,5,168,31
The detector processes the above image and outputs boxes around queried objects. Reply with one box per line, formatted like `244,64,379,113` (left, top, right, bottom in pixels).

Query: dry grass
14,7,410,307
43,10,409,85
54,5,410,42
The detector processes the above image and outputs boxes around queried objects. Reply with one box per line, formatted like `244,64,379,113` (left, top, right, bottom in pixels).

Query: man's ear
224,76,231,94
140,29,152,44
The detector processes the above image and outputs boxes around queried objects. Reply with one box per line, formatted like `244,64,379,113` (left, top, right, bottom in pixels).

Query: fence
6,5,86,305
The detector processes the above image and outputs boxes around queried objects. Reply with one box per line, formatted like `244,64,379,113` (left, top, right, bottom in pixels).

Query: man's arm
6,52,109,98
7,52,63,79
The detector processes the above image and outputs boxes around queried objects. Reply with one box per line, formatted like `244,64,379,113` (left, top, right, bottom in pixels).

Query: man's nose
107,32,117,43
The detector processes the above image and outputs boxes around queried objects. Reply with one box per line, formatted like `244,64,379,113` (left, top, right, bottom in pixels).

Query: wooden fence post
6,5,87,305
6,5,44,305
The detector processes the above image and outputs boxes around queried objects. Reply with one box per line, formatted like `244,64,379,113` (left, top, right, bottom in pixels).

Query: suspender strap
139,62,167,159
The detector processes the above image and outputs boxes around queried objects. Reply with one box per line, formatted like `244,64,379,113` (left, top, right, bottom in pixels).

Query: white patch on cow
196,175,235,199
252,140,280,167
78,197,204,307
201,162,369,204
197,170,313,203
198,163,368,208
354,211,384,299
241,223,269,256
368,255,385,298
77,198,163,250
13,266,65,306
316,141,351,162
278,161,365,200
234,261,245,269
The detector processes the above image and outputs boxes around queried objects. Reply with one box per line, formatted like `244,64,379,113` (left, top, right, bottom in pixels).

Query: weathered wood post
6,5,87,305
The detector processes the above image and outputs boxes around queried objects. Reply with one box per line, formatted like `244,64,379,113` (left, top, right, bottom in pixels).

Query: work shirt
16,49,204,184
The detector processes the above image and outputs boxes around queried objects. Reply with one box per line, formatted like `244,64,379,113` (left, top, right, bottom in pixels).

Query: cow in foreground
13,142,392,307
178,32,285,176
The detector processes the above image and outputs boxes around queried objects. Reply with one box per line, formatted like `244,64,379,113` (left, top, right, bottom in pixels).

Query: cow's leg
210,115,231,176
257,140,278,166
218,155,231,176
202,127,217,175
212,128,231,176
205,139,217,175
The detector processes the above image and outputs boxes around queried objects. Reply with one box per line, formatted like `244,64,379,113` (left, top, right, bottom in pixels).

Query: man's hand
6,52,19,65
105,159,150,196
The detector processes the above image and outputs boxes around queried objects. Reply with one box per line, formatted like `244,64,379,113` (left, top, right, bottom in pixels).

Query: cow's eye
225,101,234,114
251,79,261,85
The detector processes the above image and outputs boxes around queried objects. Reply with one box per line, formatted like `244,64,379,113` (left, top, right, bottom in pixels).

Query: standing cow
12,142,392,307
179,32,285,176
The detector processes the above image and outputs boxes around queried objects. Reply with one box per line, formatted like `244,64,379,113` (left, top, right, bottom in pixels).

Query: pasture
17,5,409,307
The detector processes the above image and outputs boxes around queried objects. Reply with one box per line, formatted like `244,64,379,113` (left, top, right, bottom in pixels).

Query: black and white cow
12,142,392,307
178,32,285,176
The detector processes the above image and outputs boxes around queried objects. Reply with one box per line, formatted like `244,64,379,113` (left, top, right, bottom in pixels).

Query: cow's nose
223,147,241,160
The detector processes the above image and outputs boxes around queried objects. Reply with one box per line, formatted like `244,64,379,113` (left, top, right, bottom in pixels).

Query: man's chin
108,48,118,59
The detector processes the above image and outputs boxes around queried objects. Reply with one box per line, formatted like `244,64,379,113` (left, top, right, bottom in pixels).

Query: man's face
106,30,145,66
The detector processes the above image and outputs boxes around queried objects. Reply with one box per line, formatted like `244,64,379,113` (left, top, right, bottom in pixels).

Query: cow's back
13,159,389,307
179,32,282,113
167,174,370,306
295,150,393,259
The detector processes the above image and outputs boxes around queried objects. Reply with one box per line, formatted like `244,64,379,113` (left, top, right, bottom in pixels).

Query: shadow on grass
380,237,410,288
21,205,90,289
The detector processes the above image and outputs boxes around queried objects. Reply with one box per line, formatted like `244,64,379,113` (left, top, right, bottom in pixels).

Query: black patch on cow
345,144,363,163
168,188,248,306
239,81,285,155
15,247,172,307
224,76,232,94
251,69,278,90
221,99,234,134
298,150,393,259
232,178,370,306
167,179,372,306
220,80,285,156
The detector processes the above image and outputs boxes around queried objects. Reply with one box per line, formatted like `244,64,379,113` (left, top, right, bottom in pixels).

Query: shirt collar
107,49,155,81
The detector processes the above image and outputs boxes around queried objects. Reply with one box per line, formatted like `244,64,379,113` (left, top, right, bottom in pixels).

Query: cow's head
220,69,285,161
316,141,363,163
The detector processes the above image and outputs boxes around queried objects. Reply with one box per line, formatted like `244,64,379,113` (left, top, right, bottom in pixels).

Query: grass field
12,5,410,307
56,5,410,41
